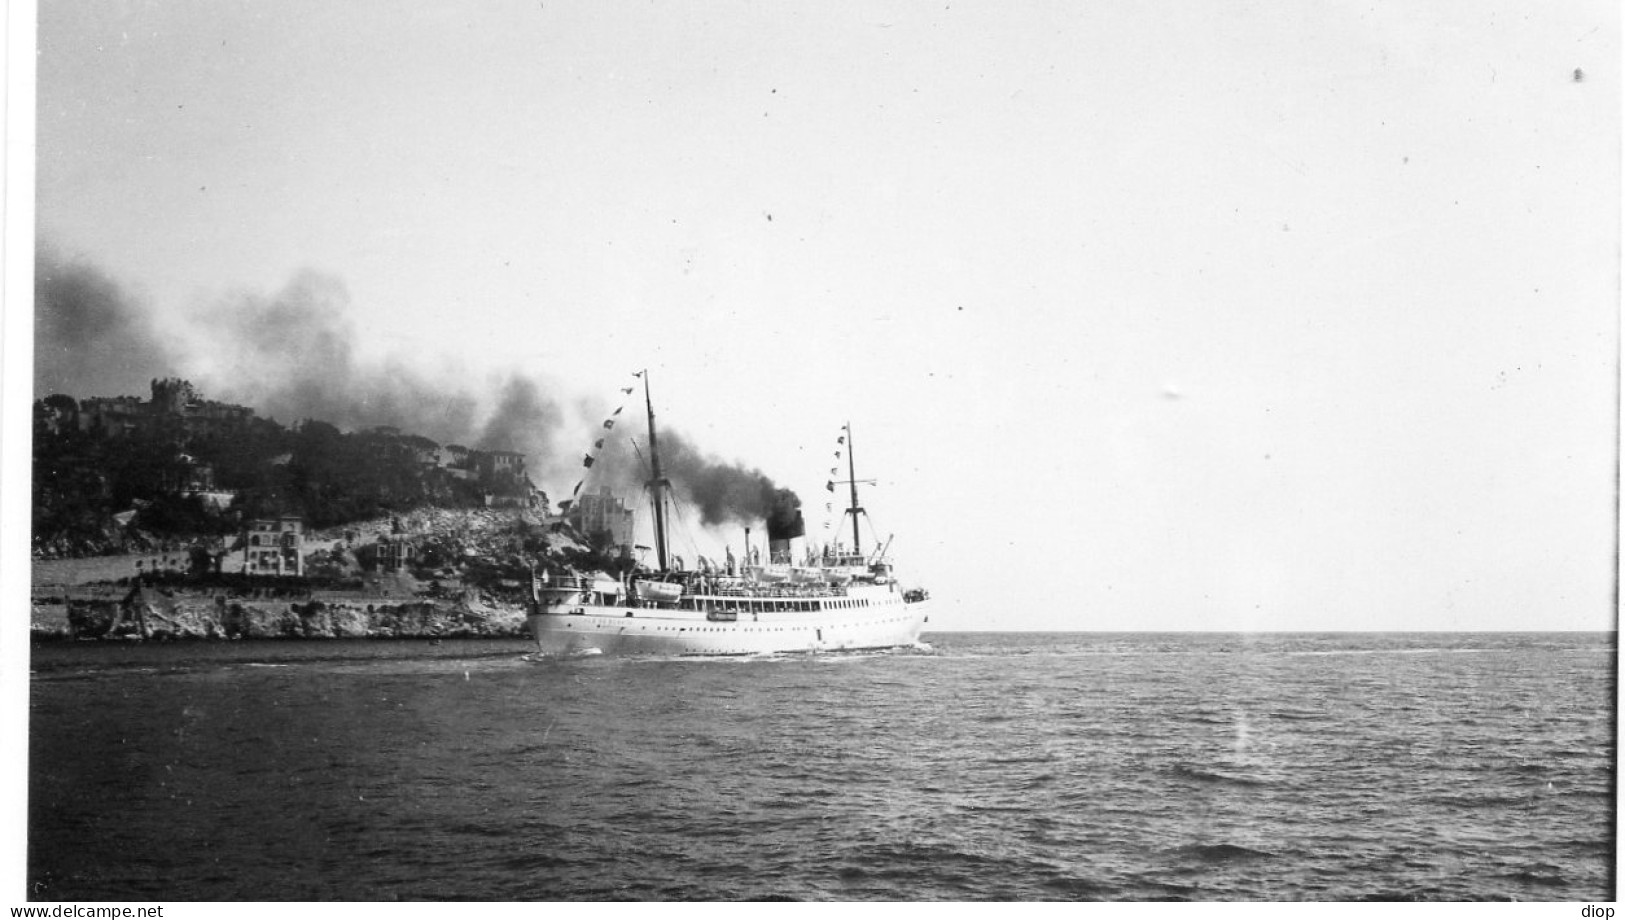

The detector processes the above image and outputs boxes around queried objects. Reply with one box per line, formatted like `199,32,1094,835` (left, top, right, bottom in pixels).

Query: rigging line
617,435,655,554
628,436,695,564
864,515,885,558
663,489,706,566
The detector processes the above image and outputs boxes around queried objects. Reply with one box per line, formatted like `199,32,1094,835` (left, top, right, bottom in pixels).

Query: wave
845,840,1049,878
1167,763,1272,787
956,802,1034,814
1040,874,1117,898
1423,792,1536,809
1502,868,1567,887
987,752,1058,765
445,820,533,840
1165,843,1276,864
1287,647,1488,657
1354,889,1445,902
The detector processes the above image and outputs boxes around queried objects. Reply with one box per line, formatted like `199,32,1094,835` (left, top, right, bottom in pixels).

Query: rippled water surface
28,632,1615,900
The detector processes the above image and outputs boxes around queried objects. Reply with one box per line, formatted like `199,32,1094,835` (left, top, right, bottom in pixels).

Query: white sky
13,0,1621,631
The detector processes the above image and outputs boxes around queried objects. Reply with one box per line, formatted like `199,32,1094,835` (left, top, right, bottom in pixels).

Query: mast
845,422,862,556
643,371,670,571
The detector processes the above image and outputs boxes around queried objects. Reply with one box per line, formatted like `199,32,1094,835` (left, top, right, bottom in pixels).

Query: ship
527,372,931,657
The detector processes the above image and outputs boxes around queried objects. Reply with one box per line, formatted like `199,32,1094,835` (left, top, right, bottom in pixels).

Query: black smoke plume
200,271,564,464
34,246,180,398
476,375,564,465
34,250,562,469
200,271,481,439
32,249,798,515
766,508,806,543
591,427,802,533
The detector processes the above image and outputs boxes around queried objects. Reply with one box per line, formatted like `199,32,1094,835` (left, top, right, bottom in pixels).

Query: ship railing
697,583,849,599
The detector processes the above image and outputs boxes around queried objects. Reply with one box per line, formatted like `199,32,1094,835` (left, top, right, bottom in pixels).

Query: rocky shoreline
33,585,530,642
30,507,578,643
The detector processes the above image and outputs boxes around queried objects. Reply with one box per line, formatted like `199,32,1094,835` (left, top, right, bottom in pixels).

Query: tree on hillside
31,389,509,552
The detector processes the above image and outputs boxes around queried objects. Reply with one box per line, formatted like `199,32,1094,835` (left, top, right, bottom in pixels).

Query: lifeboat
634,579,683,603
747,565,791,584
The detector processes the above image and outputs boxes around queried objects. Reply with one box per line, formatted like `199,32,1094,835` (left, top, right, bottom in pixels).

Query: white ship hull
527,583,928,657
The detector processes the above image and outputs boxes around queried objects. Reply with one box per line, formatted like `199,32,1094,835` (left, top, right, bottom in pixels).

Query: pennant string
823,429,853,547
562,371,646,525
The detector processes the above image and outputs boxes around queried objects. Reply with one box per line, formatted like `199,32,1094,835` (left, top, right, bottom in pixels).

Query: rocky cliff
58,586,528,641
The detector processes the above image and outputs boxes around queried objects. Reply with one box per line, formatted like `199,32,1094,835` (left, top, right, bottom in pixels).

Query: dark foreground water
28,632,1615,901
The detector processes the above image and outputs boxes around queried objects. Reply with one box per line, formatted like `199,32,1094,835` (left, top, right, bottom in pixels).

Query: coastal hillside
32,379,545,560
31,506,600,641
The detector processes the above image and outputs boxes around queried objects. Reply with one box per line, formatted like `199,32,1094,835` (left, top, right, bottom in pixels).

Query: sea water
27,632,1615,901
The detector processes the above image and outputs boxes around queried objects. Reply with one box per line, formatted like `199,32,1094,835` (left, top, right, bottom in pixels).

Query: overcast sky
16,0,1620,631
